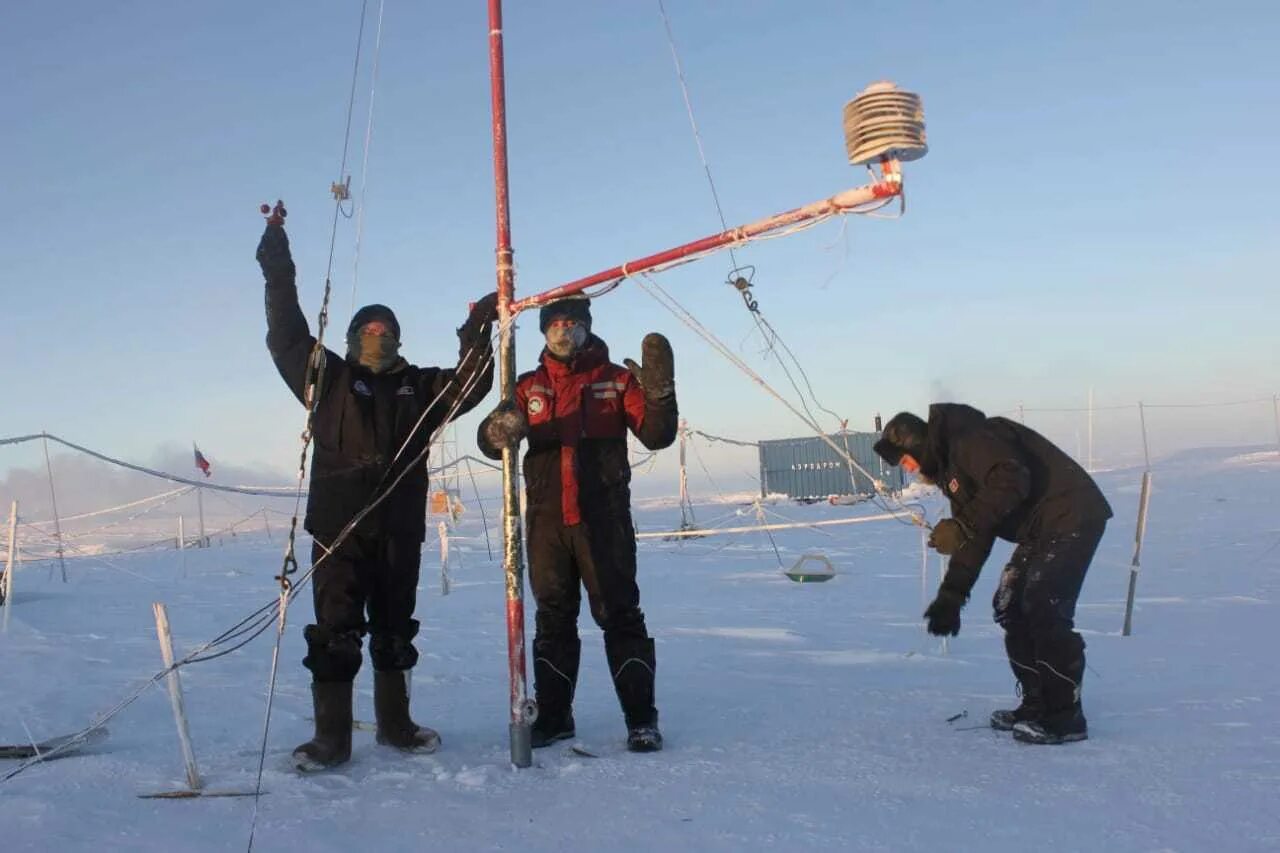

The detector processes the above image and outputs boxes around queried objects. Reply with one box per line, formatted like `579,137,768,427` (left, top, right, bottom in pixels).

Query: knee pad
369,630,420,672
992,563,1023,628
303,624,364,682
598,605,647,639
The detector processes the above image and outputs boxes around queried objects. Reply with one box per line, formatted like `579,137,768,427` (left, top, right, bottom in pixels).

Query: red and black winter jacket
486,336,677,526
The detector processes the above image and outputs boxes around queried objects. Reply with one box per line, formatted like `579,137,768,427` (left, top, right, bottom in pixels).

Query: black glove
478,399,528,458
623,333,675,401
927,518,972,556
470,292,499,326
459,292,499,342
256,223,294,279
923,587,966,637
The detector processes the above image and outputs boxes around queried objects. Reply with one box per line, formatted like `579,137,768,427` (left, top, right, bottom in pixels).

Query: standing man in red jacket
479,297,677,752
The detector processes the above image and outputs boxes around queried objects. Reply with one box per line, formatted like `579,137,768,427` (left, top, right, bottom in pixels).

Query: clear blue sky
2,1,1277,482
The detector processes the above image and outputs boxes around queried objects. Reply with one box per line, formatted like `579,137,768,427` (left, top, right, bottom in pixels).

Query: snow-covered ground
2,449,1278,852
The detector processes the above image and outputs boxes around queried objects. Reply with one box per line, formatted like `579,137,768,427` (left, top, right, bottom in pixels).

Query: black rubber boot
373,670,440,753
531,710,577,749
626,712,663,753
990,684,1043,731
993,631,1044,730
1015,648,1087,744
606,638,662,752
531,637,580,749
1013,704,1088,744
293,681,353,772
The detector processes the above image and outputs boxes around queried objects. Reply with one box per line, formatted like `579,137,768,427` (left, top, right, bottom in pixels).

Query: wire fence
3,392,1276,562
1003,394,1280,473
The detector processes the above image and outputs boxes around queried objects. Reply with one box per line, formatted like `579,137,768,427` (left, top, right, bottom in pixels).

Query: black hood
923,403,988,475
347,303,401,340
874,411,928,466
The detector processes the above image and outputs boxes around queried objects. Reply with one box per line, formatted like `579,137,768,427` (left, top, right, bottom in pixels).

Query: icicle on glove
477,400,528,460
623,333,675,402
927,518,974,556
256,223,295,280
924,587,966,637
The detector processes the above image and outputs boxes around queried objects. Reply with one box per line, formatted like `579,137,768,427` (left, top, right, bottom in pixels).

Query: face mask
348,332,401,373
545,323,588,359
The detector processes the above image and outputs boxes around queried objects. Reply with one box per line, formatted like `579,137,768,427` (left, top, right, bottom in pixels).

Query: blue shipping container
757,432,903,500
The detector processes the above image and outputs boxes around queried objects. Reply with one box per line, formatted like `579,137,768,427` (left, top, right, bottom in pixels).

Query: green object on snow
784,554,836,583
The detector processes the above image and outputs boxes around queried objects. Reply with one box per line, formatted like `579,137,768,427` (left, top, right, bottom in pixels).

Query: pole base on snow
509,722,532,768
1122,569,1139,637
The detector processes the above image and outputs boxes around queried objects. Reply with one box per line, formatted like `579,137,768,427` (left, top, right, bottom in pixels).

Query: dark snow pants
993,521,1106,714
527,512,657,727
303,533,422,683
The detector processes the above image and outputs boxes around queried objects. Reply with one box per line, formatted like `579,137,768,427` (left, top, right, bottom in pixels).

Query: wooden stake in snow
195,488,207,548
42,435,67,583
937,552,948,656
1122,471,1153,637
439,521,451,596
1087,386,1095,473
153,602,202,791
1272,394,1280,454
3,501,17,631
919,525,929,628
1137,401,1152,470
678,420,692,530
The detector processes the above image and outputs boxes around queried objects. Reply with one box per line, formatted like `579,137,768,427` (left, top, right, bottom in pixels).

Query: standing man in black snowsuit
477,297,678,752
874,403,1112,744
257,212,496,770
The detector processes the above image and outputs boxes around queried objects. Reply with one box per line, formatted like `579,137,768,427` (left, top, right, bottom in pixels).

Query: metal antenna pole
488,0,533,768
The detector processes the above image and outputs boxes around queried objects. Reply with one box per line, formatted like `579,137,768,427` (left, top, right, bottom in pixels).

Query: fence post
1272,394,1279,454
678,420,690,528
1123,401,1154,636
195,488,207,548
153,602,202,791
937,552,948,655
42,435,68,582
3,501,17,632
439,521,451,596
1122,471,1153,636
1087,387,1095,472
1138,401,1151,470
919,526,929,632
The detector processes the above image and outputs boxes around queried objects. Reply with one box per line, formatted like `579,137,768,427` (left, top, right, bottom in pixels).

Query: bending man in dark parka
875,403,1112,744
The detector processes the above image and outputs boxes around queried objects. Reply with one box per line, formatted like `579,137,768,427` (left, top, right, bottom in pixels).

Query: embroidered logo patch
353,379,372,396
948,478,960,494
528,397,545,416
396,386,415,396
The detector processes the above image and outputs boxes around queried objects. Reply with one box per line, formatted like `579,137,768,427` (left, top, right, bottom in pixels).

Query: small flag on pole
193,444,212,478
